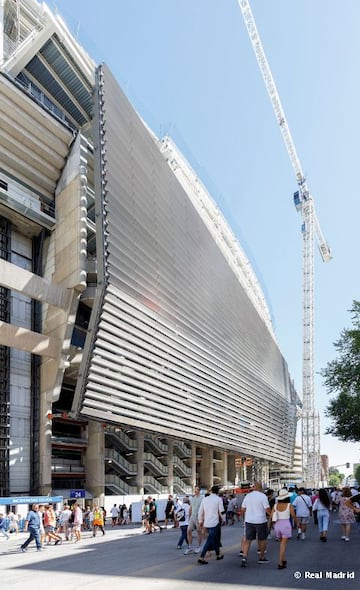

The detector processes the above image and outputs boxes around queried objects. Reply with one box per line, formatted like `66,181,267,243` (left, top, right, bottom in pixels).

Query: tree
321,301,360,442
354,464,360,485
328,467,344,487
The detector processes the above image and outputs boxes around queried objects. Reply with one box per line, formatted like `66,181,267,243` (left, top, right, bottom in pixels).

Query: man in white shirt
110,504,119,526
240,482,270,567
197,485,226,564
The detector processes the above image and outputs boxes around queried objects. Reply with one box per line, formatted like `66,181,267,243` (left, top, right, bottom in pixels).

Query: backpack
176,508,185,522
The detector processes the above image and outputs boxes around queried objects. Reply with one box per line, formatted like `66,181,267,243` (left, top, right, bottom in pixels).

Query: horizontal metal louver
72,64,296,465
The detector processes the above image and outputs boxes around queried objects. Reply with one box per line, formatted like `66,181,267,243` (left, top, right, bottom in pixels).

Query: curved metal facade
72,64,296,465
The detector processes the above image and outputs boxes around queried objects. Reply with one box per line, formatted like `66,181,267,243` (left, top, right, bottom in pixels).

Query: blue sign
0,495,63,505
70,490,85,499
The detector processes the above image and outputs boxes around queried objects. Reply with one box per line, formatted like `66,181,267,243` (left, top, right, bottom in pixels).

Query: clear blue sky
53,0,360,473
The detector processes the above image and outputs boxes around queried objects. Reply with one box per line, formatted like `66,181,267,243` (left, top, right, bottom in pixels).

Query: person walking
338,487,356,542
73,502,83,542
20,504,42,552
60,504,72,541
312,488,330,541
270,488,299,569
0,513,10,540
240,482,271,567
197,485,226,565
176,496,191,550
164,495,175,528
44,504,62,545
110,504,119,527
92,505,105,537
292,487,312,540
185,486,204,554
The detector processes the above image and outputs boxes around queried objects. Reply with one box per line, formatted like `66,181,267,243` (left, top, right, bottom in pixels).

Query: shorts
274,519,292,539
298,516,309,524
245,522,268,541
73,524,81,532
45,525,55,533
188,519,198,531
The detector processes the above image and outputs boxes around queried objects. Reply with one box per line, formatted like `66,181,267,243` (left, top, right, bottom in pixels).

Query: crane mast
238,0,331,487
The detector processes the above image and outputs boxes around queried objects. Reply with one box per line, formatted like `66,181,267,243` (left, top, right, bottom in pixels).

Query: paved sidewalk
0,520,359,590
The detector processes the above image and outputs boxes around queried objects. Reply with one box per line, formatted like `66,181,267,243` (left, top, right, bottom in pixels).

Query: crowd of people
3,482,359,566
16,501,133,552
140,482,360,570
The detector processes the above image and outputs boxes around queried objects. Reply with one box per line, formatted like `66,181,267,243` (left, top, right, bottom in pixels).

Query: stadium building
0,0,299,502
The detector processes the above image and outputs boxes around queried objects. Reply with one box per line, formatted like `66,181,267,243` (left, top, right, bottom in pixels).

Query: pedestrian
197,485,226,565
312,488,330,541
338,487,355,542
226,494,238,526
292,487,312,540
38,505,46,546
73,502,83,542
164,494,175,528
185,486,204,554
92,505,105,537
270,488,299,569
44,504,62,545
330,488,340,512
20,504,42,552
142,499,150,532
240,481,270,567
0,513,10,540
60,504,72,541
110,504,119,527
176,496,191,550
148,497,162,532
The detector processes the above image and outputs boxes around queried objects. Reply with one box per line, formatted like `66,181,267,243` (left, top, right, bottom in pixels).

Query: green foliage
328,467,344,486
321,301,360,442
354,464,360,484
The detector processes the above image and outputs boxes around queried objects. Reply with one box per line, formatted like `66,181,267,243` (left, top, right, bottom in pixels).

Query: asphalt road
1,515,359,590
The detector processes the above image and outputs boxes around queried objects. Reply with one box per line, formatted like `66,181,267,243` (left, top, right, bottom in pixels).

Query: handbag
272,509,278,523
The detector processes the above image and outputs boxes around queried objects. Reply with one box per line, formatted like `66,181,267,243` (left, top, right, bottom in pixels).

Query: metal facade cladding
72,64,296,464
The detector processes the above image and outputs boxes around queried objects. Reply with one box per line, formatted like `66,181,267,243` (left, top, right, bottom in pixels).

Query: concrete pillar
39,393,53,495
135,431,144,495
85,421,105,505
190,443,197,491
166,439,174,494
199,447,213,489
219,451,228,486
228,454,236,486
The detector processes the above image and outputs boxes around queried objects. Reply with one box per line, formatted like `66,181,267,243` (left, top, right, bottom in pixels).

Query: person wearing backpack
292,488,312,540
176,497,191,550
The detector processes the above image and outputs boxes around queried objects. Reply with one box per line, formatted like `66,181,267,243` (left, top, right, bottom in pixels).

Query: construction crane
238,0,332,488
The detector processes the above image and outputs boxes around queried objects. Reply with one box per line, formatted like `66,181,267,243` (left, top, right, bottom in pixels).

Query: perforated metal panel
72,64,296,464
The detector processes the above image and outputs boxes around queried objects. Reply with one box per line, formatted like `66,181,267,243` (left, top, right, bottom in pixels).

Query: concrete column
228,455,236,486
166,439,174,494
198,447,213,489
39,393,52,495
219,451,228,486
85,421,105,505
190,443,197,491
135,431,144,495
